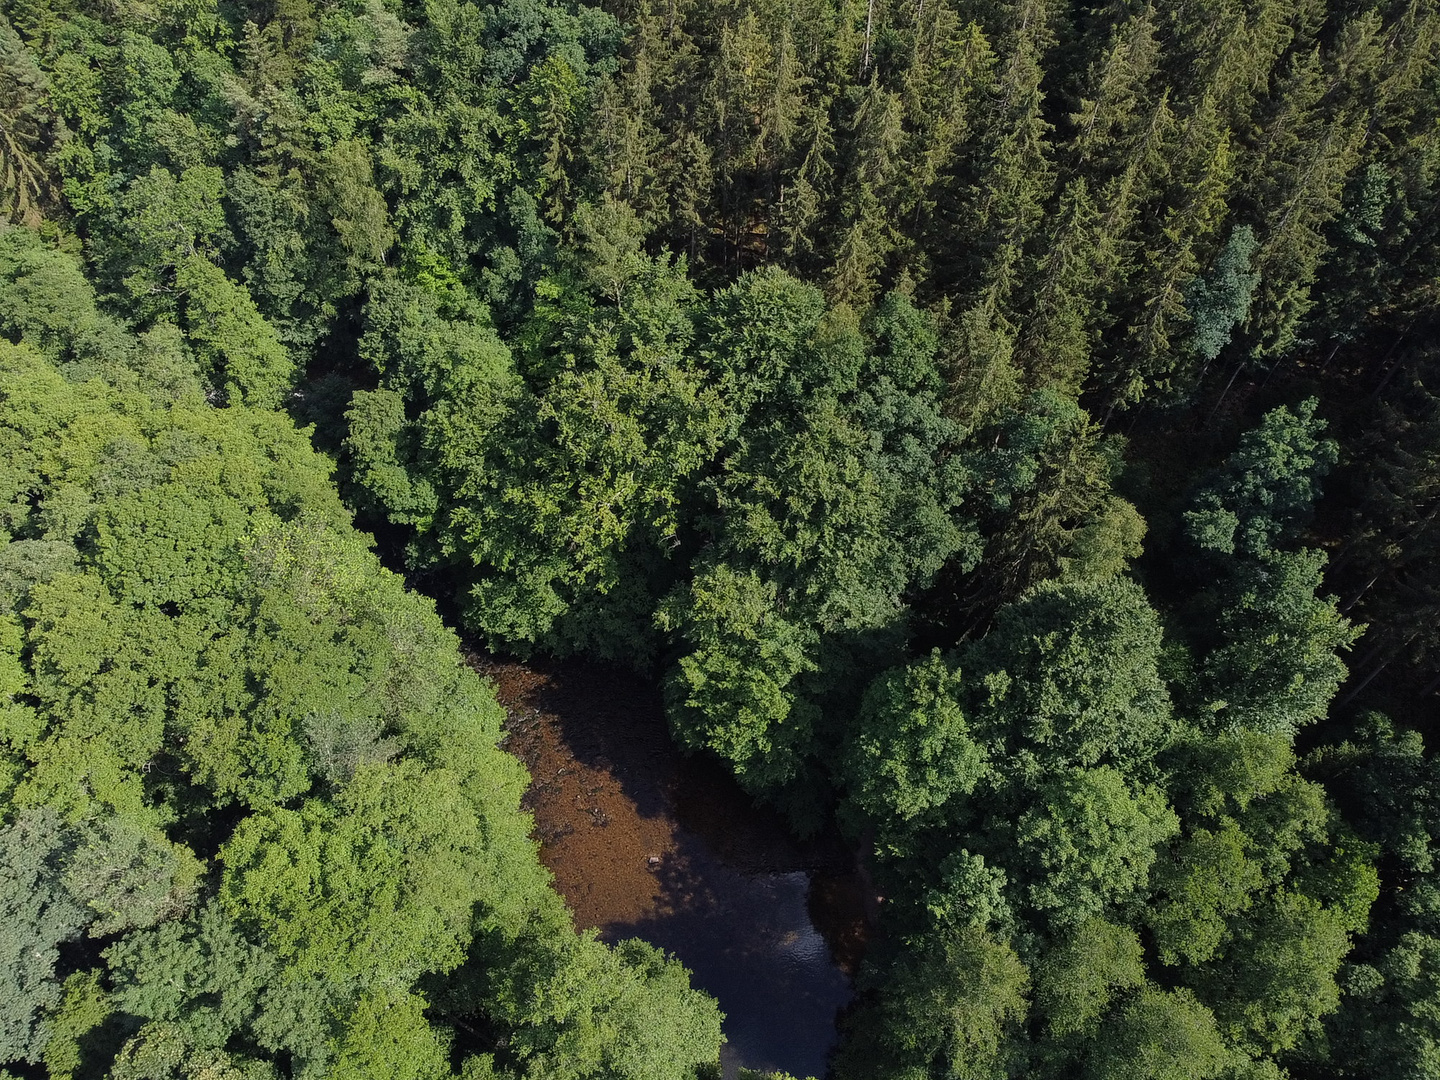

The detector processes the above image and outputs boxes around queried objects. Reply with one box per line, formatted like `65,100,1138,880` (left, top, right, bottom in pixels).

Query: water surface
477,656,868,1078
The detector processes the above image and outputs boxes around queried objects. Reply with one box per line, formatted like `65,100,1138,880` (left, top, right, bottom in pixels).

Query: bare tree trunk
1337,655,1393,708
1369,328,1411,399
1417,667,1440,699
1319,339,1342,373
1205,361,1245,426
862,0,876,74
1341,574,1381,612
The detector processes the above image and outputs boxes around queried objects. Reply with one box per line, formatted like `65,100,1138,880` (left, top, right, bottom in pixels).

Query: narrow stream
476,656,870,1079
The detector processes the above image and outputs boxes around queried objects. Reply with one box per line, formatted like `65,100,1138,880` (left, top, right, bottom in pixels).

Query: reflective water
477,656,867,1079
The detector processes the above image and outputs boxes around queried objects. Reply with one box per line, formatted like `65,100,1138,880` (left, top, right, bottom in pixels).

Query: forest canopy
0,0,1438,1076
0,233,721,1080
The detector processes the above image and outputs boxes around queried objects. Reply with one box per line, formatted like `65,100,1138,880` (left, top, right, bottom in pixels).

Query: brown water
475,655,870,1079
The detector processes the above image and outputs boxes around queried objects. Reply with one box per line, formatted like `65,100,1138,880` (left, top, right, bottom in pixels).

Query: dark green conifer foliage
1335,353,1440,686
0,13,62,227
1184,224,1260,364
1309,714,1440,1080
1013,177,1106,395
1239,21,1375,360
827,79,903,305
1183,398,1337,558
1103,94,1232,406
939,0,1055,314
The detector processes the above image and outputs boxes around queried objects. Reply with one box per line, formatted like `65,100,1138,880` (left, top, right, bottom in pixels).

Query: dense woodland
0,0,1437,1077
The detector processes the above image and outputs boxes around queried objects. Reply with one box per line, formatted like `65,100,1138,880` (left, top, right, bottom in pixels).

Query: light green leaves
663,563,817,794
843,652,986,830
1085,987,1227,1080
1016,766,1178,923
1036,919,1146,1040
963,577,1174,771
220,762,487,982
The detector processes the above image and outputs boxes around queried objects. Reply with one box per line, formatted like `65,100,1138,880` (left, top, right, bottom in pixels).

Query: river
475,655,870,1079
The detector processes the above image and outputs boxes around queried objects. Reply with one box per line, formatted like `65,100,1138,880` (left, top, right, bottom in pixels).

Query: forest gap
477,656,868,1078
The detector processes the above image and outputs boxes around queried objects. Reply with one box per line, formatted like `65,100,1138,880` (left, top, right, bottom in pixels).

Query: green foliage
43,970,114,1080
655,277,977,814
65,817,202,937
840,456,1368,1078
1085,986,1227,1080
1014,766,1178,923
0,226,132,373
1035,918,1145,1039
0,13,63,227
328,991,451,1080
1348,931,1440,1080
1198,889,1355,1055
0,807,87,1064
1148,723,1363,981
1148,820,1267,966
220,761,491,982
0,2,1427,1076
453,263,719,660
922,850,1013,935
106,902,298,1058
99,166,228,316
663,562,817,793
961,578,1174,774
1185,225,1261,363
1173,401,1357,739
1190,550,1357,735
108,1022,278,1080
174,254,295,408
1058,497,1147,583
1307,715,1440,1080
835,927,1029,1080
1184,400,1338,559
0,254,720,1077
480,931,723,1080
842,651,986,837
953,390,1138,610
343,388,438,528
